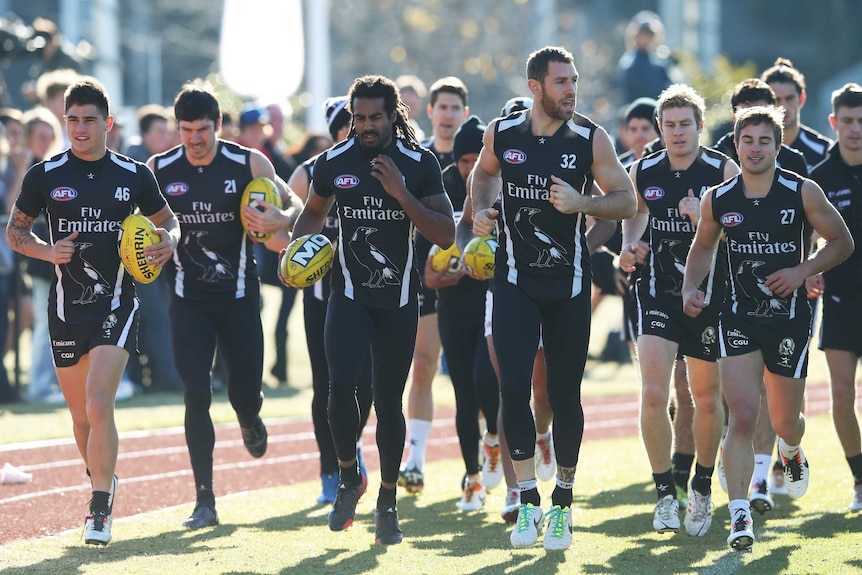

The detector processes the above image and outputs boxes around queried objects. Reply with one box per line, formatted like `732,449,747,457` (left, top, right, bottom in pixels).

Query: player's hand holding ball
278,233,334,288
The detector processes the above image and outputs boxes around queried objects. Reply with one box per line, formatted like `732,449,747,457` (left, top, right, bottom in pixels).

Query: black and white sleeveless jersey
635,146,730,302
712,168,810,322
312,136,447,309
788,124,832,171
810,145,862,297
493,110,596,300
16,149,167,324
152,140,258,301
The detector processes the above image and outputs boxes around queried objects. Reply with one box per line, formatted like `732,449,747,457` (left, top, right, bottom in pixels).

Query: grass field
1,413,860,575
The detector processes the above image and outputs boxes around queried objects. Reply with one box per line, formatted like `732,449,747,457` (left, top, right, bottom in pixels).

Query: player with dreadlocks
290,74,455,545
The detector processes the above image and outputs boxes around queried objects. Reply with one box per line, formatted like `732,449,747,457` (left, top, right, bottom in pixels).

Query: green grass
1,414,861,575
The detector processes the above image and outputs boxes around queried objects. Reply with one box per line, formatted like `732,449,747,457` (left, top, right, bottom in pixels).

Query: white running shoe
727,507,754,551
684,487,713,536
780,447,810,499
84,509,112,546
501,489,520,523
481,440,504,490
653,494,680,533
543,505,573,551
748,481,774,516
457,480,487,511
850,486,862,511
535,433,556,482
510,503,543,548
717,446,728,493
769,465,789,495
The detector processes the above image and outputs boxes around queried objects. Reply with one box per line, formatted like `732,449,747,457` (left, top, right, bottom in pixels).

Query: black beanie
453,115,486,160
624,97,659,132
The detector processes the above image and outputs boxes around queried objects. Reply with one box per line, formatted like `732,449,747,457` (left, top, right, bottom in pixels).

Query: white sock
751,454,771,489
536,430,551,443
406,419,433,470
777,438,800,462
729,498,750,517
483,432,499,447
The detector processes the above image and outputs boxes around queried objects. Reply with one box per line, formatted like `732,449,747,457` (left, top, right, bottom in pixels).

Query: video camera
0,15,48,61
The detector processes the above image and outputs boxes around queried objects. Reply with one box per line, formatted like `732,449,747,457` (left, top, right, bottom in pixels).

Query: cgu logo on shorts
502,149,527,164
721,212,744,227
643,187,664,200
165,182,190,196
51,187,78,201
726,328,749,349
334,175,359,189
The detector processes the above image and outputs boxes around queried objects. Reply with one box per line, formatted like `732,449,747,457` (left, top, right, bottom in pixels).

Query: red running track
0,384,837,545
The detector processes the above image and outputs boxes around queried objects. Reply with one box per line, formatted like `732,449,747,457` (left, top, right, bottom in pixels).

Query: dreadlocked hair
347,75,420,149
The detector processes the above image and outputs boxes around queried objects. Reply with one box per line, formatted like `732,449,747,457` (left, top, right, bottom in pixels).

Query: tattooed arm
6,207,77,265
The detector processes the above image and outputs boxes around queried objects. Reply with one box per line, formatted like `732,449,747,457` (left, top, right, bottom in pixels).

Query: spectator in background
125,105,172,163
35,68,80,148
263,101,297,177
219,111,238,142
105,111,125,153
396,75,427,141
289,132,331,166
0,121,15,402
17,19,86,107
618,11,677,104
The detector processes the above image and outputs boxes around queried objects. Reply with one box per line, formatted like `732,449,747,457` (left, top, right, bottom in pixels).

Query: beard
540,92,575,122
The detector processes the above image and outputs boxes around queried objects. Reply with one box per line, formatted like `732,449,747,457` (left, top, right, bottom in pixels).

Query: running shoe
769,463,788,495
481,440,504,490
849,485,862,512
535,433,556,482
748,481,774,515
240,416,268,458
780,447,810,499
457,480,487,512
510,503,543,548
543,505,573,551
501,488,520,523
684,486,713,536
374,507,403,545
328,473,367,531
653,494,680,533
317,472,339,505
182,505,219,528
397,463,424,494
727,507,754,551
84,508,112,546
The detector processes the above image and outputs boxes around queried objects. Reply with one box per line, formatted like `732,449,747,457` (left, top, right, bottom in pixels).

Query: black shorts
635,285,719,361
418,284,437,317
590,250,617,295
49,299,140,368
719,312,810,378
819,294,862,357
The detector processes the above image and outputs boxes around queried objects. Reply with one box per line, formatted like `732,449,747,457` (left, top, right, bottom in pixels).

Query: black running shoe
182,505,219,529
241,416,268,458
374,507,403,545
328,474,367,531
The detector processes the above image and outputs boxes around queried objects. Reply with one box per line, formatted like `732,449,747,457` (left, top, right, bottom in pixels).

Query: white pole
92,0,123,106
305,0,330,132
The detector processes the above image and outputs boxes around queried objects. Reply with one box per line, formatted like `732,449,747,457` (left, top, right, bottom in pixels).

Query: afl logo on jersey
334,175,359,189
721,212,744,227
165,182,189,196
50,187,77,201
643,187,664,201
502,149,527,164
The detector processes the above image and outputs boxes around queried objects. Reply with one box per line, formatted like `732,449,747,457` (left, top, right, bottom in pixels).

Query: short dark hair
734,105,784,146
64,78,109,118
174,79,220,124
761,58,806,95
136,104,170,135
831,83,862,114
731,79,775,110
526,46,574,84
428,76,468,108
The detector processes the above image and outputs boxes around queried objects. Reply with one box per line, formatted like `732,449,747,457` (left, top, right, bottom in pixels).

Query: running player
6,78,180,546
286,96,373,505
471,46,636,551
290,75,455,545
809,83,862,511
150,79,301,529
399,76,469,493
619,84,739,536
683,105,852,550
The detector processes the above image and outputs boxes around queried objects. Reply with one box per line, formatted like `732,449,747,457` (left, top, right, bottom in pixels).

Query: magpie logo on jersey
721,212,744,227
348,226,401,289
334,175,360,189
643,187,664,201
102,313,117,338
165,182,190,196
502,149,527,164
726,328,749,349
51,187,78,201
778,337,795,367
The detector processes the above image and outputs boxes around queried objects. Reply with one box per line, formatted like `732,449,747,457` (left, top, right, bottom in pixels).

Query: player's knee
771,415,801,440
184,386,212,412
728,404,758,435
640,381,669,412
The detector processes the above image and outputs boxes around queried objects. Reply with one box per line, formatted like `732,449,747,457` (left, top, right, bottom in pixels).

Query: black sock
653,469,675,500
91,491,110,514
672,452,695,489
196,487,216,508
377,486,396,510
520,487,541,507
690,463,714,496
551,486,573,508
340,461,361,487
847,454,862,486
